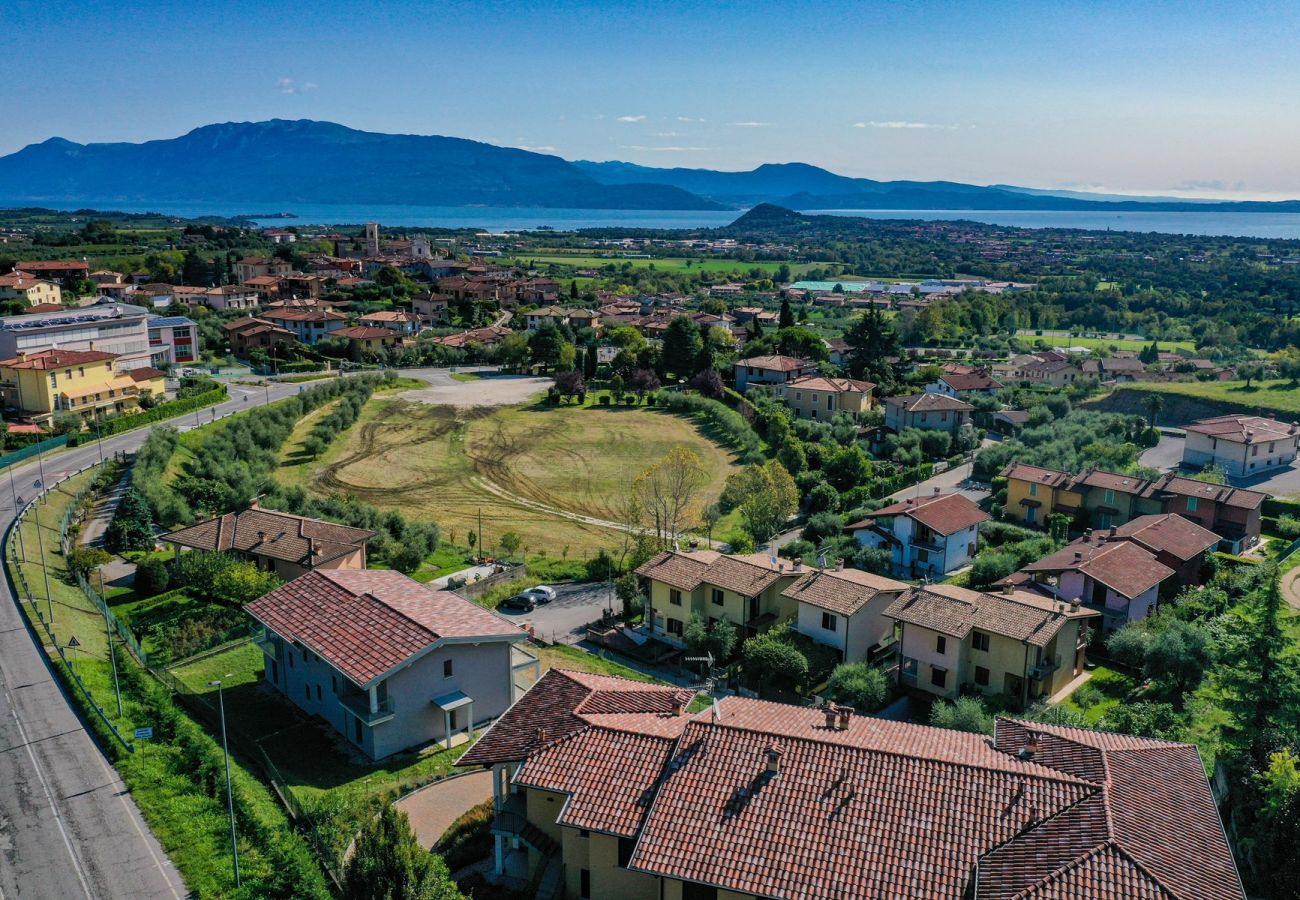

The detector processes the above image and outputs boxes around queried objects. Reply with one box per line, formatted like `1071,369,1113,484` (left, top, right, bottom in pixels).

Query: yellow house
776,374,875,420
0,348,142,425
0,272,62,307
1001,462,1084,527
884,583,1098,705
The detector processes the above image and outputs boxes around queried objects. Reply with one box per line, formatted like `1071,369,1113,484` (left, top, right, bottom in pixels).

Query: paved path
77,470,138,591
397,369,552,408
395,770,494,850
498,582,614,645
0,376,311,900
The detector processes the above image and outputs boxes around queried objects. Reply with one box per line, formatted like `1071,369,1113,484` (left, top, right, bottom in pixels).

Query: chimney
1073,550,1083,561
536,726,548,744
671,697,684,717
764,746,782,776
257,530,266,544
837,706,853,731
835,558,845,572
1018,731,1042,760
14,352,24,363
1070,598,1081,612
793,557,803,571
823,704,838,730
1109,526,1117,537
1003,582,1015,595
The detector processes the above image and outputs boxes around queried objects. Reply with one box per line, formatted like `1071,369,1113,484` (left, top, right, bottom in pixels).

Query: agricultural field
277,397,740,558
1111,379,1300,417
1016,330,1197,353
506,254,814,276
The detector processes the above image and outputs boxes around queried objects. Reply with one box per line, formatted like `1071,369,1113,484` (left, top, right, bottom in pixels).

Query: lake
27,200,1300,239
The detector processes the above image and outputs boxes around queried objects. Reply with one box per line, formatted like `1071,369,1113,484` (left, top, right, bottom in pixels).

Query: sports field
278,398,739,558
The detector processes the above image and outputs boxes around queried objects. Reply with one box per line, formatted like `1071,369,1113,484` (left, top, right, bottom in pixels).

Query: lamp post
93,408,104,464
97,567,123,718
32,494,52,622
8,464,24,562
207,679,241,887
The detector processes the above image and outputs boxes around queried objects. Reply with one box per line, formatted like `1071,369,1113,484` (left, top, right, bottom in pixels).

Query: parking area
496,581,615,645
1141,432,1300,497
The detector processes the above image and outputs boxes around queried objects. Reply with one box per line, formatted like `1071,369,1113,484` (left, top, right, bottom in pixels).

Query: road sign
67,636,81,648
133,727,153,741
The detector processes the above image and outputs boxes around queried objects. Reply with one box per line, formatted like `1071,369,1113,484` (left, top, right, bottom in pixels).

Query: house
992,408,1030,433
927,370,1003,397
1183,414,1300,479
246,568,528,760
1020,534,1176,629
732,354,812,391
824,336,850,365
147,315,199,365
13,259,90,286
357,310,424,335
524,306,599,331
848,490,990,579
262,309,348,345
635,550,793,647
458,671,1242,900
201,284,260,311
1080,357,1147,381
160,503,375,579
776,374,874,419
235,256,292,283
1014,358,1083,387
0,302,166,371
779,562,910,662
882,393,974,434
1103,512,1222,582
411,292,451,322
0,272,62,307
886,583,1099,702
224,317,298,356
333,325,404,360
125,367,169,402
281,273,325,299
430,325,513,349
1001,462,1266,552
0,348,143,425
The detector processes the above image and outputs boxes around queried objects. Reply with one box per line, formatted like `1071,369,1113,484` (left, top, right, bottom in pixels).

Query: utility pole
8,464,24,562
478,507,484,563
208,679,242,887
98,567,122,717
32,497,52,622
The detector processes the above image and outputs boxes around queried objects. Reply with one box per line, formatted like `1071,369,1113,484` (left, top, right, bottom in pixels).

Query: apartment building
261,308,348,345
776,374,874,419
1183,414,1300,479
882,392,974,433
0,348,149,425
0,302,162,371
146,315,199,365
848,490,989,578
0,272,62,306
457,669,1243,900
732,354,813,391
235,256,292,283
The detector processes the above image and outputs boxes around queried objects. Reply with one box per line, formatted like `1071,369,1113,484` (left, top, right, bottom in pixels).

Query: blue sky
4,0,1300,198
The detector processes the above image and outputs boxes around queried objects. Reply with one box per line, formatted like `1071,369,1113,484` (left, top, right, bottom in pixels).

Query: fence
450,563,528,600
0,434,68,471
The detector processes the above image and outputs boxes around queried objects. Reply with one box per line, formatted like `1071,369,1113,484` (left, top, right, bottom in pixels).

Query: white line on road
1,676,94,900
92,746,181,898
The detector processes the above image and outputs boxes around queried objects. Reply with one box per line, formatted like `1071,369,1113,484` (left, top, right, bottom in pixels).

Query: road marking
0,676,94,900
91,744,182,898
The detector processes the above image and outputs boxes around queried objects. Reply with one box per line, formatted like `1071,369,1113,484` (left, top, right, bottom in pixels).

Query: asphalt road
0,376,312,899
497,582,614,645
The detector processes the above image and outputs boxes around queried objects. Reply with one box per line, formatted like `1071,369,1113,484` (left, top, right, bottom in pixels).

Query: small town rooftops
246,568,525,687
1108,513,1222,561
783,374,875,393
849,491,990,536
161,504,376,567
1022,536,1175,600
884,582,1097,647
735,354,808,371
1000,463,1267,512
1185,413,1298,444
939,371,1003,391
0,348,117,369
884,392,974,412
635,549,785,596
333,325,397,340
779,565,909,617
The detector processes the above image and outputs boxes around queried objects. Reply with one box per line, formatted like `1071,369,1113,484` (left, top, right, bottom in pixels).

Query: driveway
887,457,990,506
397,369,552,408
496,581,614,645
395,770,493,851
1141,432,1300,497
1140,433,1185,473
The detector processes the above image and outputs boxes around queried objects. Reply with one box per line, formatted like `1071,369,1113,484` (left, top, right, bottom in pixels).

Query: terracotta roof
885,392,975,413
1107,514,1221,561
1140,473,1267,511
850,492,990,536
334,326,397,340
264,309,347,323
126,367,167,382
783,374,875,394
1000,463,1075,488
14,260,89,272
245,569,525,686
358,310,422,323
1004,464,1267,513
779,566,909,617
0,273,56,290
160,505,375,567
884,583,1097,647
1022,537,1174,599
0,348,117,370
735,354,808,372
1185,414,1298,444
458,669,692,766
22,303,66,314
634,550,785,597
940,371,1004,391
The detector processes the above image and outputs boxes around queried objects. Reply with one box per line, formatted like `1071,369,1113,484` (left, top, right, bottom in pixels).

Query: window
618,837,635,867
795,391,802,400
1252,445,1259,457
579,870,591,899
930,666,948,688
971,631,990,652
821,612,838,632
670,589,682,606
711,588,724,606
682,885,718,900
974,666,990,686
1187,497,1198,512
304,685,311,701
1029,482,1038,497
577,829,589,838
331,675,337,693
288,650,294,669
1103,489,1116,505
443,659,454,678
77,367,84,377
935,635,947,654
315,684,322,700
667,618,684,637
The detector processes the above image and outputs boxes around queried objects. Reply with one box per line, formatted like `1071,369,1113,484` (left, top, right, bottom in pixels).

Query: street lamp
207,678,241,887
97,566,123,718
32,495,53,622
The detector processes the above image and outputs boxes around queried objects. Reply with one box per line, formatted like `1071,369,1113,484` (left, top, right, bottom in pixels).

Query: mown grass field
1113,379,1300,416
507,254,815,276
1016,331,1197,353
277,397,740,558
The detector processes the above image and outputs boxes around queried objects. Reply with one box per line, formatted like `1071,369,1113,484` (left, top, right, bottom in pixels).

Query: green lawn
1112,379,1300,416
1016,331,1197,353
449,372,483,383
1060,665,1135,725
507,254,813,277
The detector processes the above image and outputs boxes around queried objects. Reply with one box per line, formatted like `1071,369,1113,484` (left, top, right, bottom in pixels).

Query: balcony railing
1028,659,1060,681
254,632,279,660
338,692,396,726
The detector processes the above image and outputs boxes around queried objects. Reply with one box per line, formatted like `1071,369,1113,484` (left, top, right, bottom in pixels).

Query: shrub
1275,514,1300,540
968,551,1018,588
805,482,840,514
654,391,764,457
134,556,171,597
825,663,889,712
742,629,810,691
105,486,155,553
930,696,994,734
800,511,845,546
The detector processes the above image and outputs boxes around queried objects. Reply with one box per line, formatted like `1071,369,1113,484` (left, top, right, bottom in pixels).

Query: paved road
496,582,614,645
395,770,494,851
1141,432,1300,498
0,377,312,900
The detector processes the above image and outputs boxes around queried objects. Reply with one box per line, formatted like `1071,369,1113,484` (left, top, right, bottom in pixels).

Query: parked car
499,594,537,612
521,585,556,604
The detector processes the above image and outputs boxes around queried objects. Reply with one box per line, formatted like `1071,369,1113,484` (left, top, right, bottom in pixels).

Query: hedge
94,386,228,438
654,390,764,460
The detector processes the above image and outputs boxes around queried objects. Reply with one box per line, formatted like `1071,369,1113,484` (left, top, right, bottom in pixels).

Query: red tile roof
940,371,1004,391
1185,414,1297,444
246,569,525,686
884,583,1097,647
1107,513,1221,561
334,326,398,340
0,348,117,369
735,354,808,372
126,367,167,382
783,374,875,394
779,566,909,617
634,549,787,596
850,491,990,536
1001,464,1267,513
162,505,374,566
14,259,89,273
1022,537,1174,599
885,392,975,413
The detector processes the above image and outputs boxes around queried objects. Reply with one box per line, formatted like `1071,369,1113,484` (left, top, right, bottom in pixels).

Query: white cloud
676,116,705,122
654,131,685,138
620,145,710,152
730,121,771,128
516,145,558,153
617,114,647,123
854,120,958,130
277,77,318,95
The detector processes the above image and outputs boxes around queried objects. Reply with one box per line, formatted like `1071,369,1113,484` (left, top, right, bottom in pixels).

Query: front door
1026,506,1037,524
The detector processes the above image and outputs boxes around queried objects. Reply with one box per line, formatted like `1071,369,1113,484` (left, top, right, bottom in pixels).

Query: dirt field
397,372,553,408
279,398,739,558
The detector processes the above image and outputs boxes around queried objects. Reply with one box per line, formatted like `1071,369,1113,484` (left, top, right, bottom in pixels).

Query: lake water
28,200,1300,239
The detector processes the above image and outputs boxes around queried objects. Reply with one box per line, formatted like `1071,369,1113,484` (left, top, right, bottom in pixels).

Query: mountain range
2,119,1298,214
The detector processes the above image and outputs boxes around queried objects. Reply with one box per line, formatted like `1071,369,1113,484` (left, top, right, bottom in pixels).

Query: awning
431,690,473,712
1019,499,1042,508
60,377,137,402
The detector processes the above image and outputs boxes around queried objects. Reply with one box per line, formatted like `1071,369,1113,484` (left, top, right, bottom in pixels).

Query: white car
521,585,556,604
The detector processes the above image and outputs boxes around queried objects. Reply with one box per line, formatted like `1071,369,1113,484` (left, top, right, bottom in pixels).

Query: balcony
1028,659,1060,681
253,631,280,661
909,536,946,554
338,692,396,726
